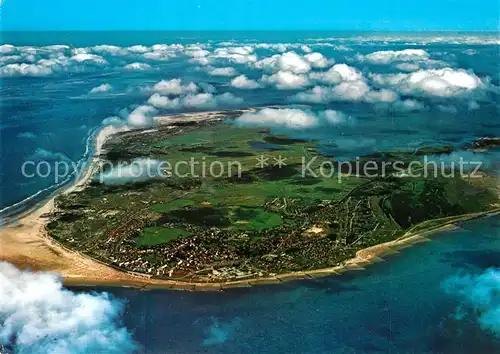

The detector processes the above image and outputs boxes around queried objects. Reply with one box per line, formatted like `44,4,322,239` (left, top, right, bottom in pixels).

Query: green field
46,116,499,281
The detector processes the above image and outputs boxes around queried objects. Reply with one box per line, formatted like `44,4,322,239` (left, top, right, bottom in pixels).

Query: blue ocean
0,31,499,353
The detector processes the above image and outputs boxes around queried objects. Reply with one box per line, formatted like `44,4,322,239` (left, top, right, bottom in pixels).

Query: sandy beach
1,118,499,291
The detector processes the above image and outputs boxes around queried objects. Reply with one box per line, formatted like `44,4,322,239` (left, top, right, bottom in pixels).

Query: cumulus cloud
231,75,261,89
127,45,150,53
360,49,430,64
28,148,71,163
89,83,112,94
123,62,151,71
371,68,485,97
277,52,311,73
309,64,363,84
463,49,477,56
395,63,421,72
309,35,500,45
70,53,108,65
254,43,289,52
392,99,426,112
153,79,198,95
304,52,331,68
0,55,25,65
91,45,129,56
255,51,311,74
0,262,137,354
294,81,398,104
442,268,500,337
102,116,129,128
0,46,115,77
98,158,166,185
262,71,310,90
300,45,313,53
206,66,238,77
234,108,349,129
148,92,243,110
235,108,318,129
0,44,16,54
211,46,257,64
126,105,157,128
0,63,56,77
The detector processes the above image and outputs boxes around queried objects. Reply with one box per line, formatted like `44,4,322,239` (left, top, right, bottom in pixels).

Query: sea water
73,214,500,353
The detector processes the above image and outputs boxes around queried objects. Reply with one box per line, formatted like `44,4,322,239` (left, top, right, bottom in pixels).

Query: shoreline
1,116,499,291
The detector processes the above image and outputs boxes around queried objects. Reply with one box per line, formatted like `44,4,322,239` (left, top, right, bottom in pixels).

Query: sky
1,0,499,31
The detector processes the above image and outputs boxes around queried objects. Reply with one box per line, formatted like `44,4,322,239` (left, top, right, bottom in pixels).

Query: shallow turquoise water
74,214,500,353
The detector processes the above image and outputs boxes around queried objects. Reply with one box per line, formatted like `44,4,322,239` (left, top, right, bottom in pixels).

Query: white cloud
309,35,500,45
91,45,128,56
331,80,372,100
182,93,219,109
309,64,363,84
304,52,331,68
321,110,350,125
70,53,108,65
127,45,150,53
277,51,311,73
148,93,176,109
98,158,165,185
0,262,137,353
189,56,212,66
0,44,16,54
255,43,289,52
127,105,157,128
153,79,198,96
211,47,257,64
442,268,500,337
231,75,261,89
463,49,477,56
235,108,319,129
143,52,171,61
371,68,484,97
364,88,399,103
124,62,151,71
395,63,421,72
148,92,243,110
186,48,210,58
234,108,350,129
0,55,24,65
393,99,426,112
360,49,430,64
206,66,238,77
262,71,310,90
255,51,311,74
102,116,129,128
89,83,112,94
300,45,313,53
294,81,398,104
0,63,53,77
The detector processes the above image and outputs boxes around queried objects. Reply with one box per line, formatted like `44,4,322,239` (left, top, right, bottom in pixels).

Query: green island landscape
46,111,500,283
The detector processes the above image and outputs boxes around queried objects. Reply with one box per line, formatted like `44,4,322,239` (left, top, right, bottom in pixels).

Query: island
33,109,499,288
